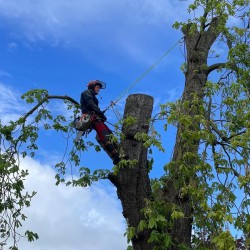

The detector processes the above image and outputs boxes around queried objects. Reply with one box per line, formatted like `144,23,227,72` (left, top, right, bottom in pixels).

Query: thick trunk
108,17,222,250
109,94,154,250
164,19,222,250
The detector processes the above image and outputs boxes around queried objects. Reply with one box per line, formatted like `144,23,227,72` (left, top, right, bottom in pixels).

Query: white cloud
0,83,127,249
0,83,19,110
0,70,12,77
0,82,76,127
0,0,193,79
0,0,190,60
0,0,188,37
6,157,127,250
0,83,25,124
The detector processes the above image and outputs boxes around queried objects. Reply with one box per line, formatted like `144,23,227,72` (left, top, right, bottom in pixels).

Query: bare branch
206,62,227,75
209,120,227,141
21,95,79,121
221,143,240,177
227,130,247,141
216,166,240,178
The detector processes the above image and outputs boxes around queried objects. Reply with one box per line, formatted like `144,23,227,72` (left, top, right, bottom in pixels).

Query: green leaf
171,211,184,220
138,220,147,231
148,217,157,229
25,230,39,242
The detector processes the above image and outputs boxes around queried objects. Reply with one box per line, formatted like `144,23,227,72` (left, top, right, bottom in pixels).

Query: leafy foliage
140,0,250,249
0,0,250,249
0,89,109,248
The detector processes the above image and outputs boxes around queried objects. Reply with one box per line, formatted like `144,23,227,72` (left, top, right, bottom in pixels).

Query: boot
112,154,120,165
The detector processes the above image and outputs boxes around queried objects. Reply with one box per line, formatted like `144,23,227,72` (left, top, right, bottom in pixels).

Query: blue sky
0,1,193,249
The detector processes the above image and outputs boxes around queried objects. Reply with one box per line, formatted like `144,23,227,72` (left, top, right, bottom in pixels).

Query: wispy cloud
0,70,12,77
0,83,25,124
0,0,190,62
7,157,127,250
0,83,77,130
0,83,127,249
0,0,189,38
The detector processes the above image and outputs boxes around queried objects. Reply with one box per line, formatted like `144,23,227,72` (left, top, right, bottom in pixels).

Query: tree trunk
163,19,222,250
108,17,222,250
109,94,154,250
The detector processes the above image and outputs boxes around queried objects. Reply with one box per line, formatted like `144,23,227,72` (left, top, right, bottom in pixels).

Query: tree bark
109,94,154,250
108,17,223,250
163,18,222,250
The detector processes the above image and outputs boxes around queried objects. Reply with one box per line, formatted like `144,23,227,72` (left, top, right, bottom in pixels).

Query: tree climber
80,80,120,165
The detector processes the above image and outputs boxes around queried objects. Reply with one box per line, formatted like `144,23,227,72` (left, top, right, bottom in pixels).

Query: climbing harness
75,130,85,141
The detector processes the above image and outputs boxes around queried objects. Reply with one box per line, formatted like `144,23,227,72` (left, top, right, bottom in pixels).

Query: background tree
159,0,250,249
0,0,249,249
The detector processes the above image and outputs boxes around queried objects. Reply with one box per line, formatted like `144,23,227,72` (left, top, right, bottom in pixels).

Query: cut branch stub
122,94,154,138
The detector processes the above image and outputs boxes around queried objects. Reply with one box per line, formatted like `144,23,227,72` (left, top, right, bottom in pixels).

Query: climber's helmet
87,80,106,89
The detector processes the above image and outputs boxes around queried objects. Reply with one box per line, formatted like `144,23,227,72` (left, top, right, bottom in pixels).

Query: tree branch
202,16,222,51
223,32,250,97
206,62,227,75
209,120,227,141
227,130,247,141
221,143,240,177
47,95,79,105
216,166,240,178
211,120,247,142
21,95,79,121
194,3,209,49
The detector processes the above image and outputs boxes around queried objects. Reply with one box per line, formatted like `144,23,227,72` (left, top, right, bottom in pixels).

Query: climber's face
94,85,101,94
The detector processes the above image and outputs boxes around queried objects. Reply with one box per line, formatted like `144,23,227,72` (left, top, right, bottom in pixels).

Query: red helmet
87,80,106,89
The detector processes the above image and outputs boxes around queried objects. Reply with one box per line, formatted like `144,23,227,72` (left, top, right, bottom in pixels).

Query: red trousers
92,119,112,142
91,118,120,164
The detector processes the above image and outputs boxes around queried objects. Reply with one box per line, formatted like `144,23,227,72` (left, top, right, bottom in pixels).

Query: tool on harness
74,113,92,131
75,130,85,141
74,113,93,141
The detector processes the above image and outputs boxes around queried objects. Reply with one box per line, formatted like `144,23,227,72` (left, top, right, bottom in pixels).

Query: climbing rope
104,37,184,112
111,103,123,121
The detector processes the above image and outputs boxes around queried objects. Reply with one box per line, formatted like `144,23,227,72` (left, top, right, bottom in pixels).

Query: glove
102,114,107,121
99,112,107,121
